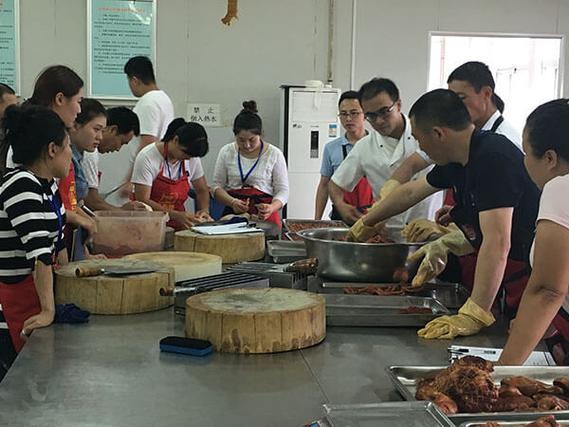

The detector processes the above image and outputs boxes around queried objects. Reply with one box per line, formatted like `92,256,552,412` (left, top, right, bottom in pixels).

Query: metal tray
325,294,450,327
322,401,454,427
458,417,569,426
311,281,469,310
266,240,306,263
387,365,569,422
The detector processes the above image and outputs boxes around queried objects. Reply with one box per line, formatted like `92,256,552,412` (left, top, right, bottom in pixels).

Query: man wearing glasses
329,78,442,228
314,91,373,220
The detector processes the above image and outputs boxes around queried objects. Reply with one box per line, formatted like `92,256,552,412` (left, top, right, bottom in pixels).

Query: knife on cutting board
75,265,160,278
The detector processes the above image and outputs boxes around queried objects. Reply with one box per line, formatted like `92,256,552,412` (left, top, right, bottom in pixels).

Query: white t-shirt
416,111,522,162
127,89,175,163
530,174,569,314
331,115,443,231
212,142,289,205
83,150,100,189
131,143,204,187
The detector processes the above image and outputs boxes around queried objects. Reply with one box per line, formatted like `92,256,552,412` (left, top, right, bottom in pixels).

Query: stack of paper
448,345,555,366
191,223,264,235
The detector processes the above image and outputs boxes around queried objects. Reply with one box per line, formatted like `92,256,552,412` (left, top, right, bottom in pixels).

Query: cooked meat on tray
476,414,561,426
397,306,432,314
415,356,569,415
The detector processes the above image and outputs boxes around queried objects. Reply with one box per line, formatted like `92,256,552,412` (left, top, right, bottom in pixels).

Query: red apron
227,187,281,227
343,178,374,212
458,253,530,312
0,275,41,352
340,140,374,210
149,144,190,231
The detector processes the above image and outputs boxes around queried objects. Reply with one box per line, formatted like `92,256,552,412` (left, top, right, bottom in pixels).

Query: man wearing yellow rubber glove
407,223,474,286
402,218,452,243
418,298,495,339
347,178,399,242
355,89,540,339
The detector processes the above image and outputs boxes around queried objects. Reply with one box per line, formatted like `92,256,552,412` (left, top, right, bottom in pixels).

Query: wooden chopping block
55,259,173,314
123,251,222,283
174,230,265,263
186,288,326,353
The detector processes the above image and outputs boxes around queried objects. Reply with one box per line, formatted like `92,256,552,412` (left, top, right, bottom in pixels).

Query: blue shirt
72,145,89,202
320,135,354,177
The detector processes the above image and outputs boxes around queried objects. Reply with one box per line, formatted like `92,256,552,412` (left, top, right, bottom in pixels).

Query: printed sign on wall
187,104,222,127
88,0,155,98
0,0,19,93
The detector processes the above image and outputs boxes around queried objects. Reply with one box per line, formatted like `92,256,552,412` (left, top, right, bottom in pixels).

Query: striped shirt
0,168,66,284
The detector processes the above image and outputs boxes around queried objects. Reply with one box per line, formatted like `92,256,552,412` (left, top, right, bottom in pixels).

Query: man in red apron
315,91,373,222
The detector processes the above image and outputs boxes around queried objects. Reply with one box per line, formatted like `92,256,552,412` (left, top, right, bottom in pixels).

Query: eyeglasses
364,100,398,122
338,111,363,119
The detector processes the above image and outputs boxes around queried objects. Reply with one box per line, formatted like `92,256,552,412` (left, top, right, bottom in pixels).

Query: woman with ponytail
212,100,289,226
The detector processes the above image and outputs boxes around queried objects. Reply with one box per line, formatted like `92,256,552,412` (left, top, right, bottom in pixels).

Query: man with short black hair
354,89,540,340
107,56,175,205
83,107,144,211
314,90,373,220
329,77,442,227
380,61,521,195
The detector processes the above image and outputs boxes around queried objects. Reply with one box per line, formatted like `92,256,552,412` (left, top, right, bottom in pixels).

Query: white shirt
416,111,522,162
127,89,175,164
131,143,204,187
331,115,443,231
530,174,569,314
481,110,522,149
212,142,289,205
83,150,100,189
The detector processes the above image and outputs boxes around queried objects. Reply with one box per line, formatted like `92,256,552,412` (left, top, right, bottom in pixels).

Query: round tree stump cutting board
186,288,326,353
123,251,222,283
174,230,265,263
55,259,172,314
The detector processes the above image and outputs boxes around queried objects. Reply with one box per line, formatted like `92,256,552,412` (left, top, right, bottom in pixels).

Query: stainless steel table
0,308,510,427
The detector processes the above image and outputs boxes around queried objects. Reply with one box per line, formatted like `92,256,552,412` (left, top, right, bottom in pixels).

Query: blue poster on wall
89,0,155,98
0,0,18,92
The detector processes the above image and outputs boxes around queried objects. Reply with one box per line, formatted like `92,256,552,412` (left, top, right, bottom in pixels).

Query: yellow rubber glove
379,179,400,200
402,219,453,243
406,224,474,287
417,298,495,339
346,217,384,242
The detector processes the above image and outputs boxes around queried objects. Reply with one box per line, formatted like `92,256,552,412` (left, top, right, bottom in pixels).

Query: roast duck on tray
417,356,569,416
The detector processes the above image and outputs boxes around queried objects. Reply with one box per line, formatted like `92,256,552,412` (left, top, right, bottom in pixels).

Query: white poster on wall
0,0,19,93
88,0,156,99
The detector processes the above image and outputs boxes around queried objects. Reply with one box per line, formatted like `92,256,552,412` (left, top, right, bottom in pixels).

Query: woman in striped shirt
0,105,70,358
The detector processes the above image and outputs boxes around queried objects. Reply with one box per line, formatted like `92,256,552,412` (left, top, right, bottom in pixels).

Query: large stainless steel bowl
298,228,424,283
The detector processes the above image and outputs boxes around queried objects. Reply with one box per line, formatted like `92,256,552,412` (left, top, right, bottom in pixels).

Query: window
428,33,564,132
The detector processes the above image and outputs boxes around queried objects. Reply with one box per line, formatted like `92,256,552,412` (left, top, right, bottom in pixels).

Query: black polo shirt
426,130,540,262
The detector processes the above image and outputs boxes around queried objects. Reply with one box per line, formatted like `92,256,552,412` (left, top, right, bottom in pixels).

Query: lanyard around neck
238,140,264,185
163,142,184,180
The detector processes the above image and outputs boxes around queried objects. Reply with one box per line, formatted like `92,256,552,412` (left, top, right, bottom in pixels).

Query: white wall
16,0,569,192
342,0,569,112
